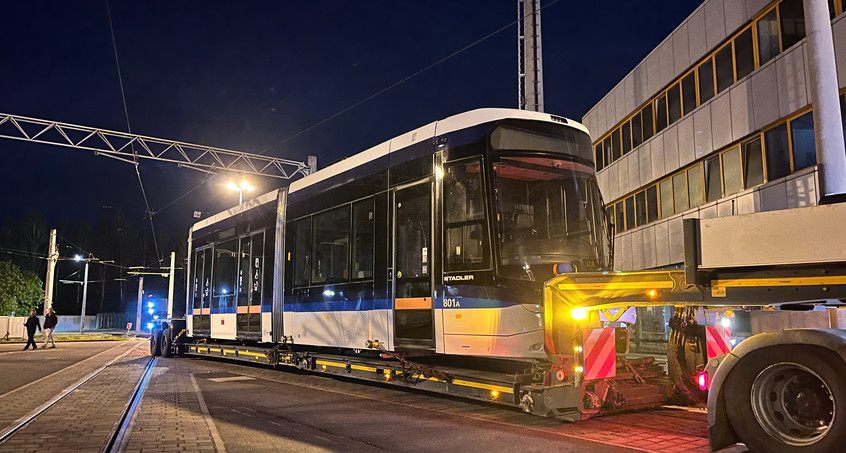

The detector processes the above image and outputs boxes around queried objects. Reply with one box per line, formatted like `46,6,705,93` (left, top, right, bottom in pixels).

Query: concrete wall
584,1,846,271
1,315,98,339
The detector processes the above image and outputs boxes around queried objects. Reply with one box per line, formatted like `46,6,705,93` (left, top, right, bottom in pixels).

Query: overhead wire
256,0,562,156
106,0,161,263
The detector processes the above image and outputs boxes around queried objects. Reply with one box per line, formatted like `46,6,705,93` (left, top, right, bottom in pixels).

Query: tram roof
191,109,587,233
288,108,588,195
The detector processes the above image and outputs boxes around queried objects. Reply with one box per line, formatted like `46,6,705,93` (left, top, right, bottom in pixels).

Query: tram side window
193,249,203,309
212,239,237,310
236,236,251,307
312,206,350,284
351,199,374,280
293,218,311,287
202,248,212,309
444,158,489,271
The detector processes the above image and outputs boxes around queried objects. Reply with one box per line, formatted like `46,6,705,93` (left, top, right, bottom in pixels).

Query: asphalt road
0,340,126,396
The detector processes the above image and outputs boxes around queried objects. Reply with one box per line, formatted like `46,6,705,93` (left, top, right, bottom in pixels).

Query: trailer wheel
725,345,846,453
161,327,173,358
150,328,161,357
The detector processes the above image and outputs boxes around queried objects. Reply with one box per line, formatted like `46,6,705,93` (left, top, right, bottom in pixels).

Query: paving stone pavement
0,340,139,431
121,359,222,453
0,345,150,453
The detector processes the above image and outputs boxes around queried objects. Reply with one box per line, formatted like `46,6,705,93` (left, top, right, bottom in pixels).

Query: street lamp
76,253,92,334
226,180,255,205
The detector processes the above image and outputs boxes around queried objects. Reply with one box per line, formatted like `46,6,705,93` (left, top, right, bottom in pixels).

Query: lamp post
74,254,90,334
226,180,255,205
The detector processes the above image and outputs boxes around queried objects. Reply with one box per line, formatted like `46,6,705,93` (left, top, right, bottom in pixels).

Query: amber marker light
571,307,588,320
491,391,499,399
648,289,657,297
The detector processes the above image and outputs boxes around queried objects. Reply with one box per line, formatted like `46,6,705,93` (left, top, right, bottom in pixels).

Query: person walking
43,308,57,348
23,310,41,350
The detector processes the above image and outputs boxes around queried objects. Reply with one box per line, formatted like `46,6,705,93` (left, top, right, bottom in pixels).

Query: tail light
697,371,708,391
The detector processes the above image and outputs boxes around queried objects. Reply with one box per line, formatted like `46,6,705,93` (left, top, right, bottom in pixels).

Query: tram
185,108,611,361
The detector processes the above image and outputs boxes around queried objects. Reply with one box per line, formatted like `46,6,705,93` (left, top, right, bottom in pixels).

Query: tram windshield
491,127,610,280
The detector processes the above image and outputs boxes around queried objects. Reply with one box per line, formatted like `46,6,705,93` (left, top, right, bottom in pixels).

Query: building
582,0,846,271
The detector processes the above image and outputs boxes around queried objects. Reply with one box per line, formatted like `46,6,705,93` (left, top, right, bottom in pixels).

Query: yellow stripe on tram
558,281,675,291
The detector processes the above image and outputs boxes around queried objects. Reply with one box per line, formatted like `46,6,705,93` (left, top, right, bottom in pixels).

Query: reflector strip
705,325,732,360
582,328,616,381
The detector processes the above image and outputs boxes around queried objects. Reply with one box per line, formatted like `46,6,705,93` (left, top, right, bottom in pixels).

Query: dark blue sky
0,0,701,246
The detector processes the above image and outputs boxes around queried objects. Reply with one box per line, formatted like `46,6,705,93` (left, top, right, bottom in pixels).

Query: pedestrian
43,308,58,348
23,309,41,350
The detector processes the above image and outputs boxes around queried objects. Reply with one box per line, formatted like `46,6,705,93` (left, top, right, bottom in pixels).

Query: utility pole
518,0,544,112
804,0,846,198
135,276,144,333
80,258,89,333
43,229,58,315
167,252,175,319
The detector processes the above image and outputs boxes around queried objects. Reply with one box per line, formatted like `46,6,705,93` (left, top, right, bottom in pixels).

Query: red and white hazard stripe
705,325,732,360
582,328,616,381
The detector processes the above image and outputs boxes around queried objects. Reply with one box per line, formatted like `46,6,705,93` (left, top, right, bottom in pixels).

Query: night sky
1,0,702,260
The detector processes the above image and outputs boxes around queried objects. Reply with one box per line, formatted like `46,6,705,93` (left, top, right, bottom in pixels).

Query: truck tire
150,328,161,357
161,328,173,358
725,345,846,453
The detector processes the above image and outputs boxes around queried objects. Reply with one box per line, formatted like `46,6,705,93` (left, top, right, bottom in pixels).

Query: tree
0,261,43,316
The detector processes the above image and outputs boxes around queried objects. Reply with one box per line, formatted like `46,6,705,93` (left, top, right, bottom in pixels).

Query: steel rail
0,342,141,444
0,112,311,179
104,356,157,453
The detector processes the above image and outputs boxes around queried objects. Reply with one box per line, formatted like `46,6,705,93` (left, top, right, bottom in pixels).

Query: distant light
222,288,228,294
147,302,154,308
226,182,240,192
153,315,159,320
730,338,737,346
148,309,154,315
239,181,255,192
74,255,83,262
323,289,335,297
571,307,588,321
146,322,154,330
720,317,732,329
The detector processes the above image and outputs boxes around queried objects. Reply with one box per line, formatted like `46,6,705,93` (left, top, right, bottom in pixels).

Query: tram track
0,342,157,452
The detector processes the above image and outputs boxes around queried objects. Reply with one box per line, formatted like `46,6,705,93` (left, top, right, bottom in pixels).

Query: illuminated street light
226,180,255,205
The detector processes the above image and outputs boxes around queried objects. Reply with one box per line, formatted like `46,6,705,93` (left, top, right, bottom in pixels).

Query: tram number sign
442,298,461,308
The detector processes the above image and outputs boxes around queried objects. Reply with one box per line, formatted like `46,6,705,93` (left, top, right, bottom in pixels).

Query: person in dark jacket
43,308,57,348
23,310,41,350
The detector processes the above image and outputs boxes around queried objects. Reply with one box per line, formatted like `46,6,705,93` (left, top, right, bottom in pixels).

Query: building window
698,59,715,104
622,121,633,154
642,104,654,141
715,44,734,94
632,113,643,149
595,143,604,170
655,94,668,133
351,199,374,279
673,173,689,213
660,179,674,218
612,128,622,161
667,83,682,124
780,0,806,50
615,202,625,231
687,163,705,208
722,146,744,196
765,123,791,181
743,138,765,189
681,72,697,115
758,8,780,65
635,191,647,227
311,206,350,284
735,27,755,80
791,111,817,171
646,185,659,222
603,137,613,167
624,196,635,231
705,156,722,202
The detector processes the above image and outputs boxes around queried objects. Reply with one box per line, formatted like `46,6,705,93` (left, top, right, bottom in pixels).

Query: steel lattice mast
0,112,314,179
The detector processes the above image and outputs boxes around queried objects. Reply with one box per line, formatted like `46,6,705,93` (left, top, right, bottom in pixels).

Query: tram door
236,231,263,340
392,180,435,350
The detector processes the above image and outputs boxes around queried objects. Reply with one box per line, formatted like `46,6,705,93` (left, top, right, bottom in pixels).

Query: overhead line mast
0,113,316,179
518,0,544,112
